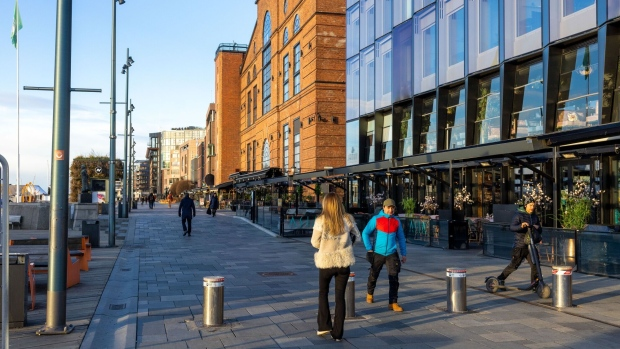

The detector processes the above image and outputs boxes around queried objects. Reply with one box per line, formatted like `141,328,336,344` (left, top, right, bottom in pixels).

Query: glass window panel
361,0,375,48
610,0,620,20
263,12,271,44
348,0,360,8
346,120,360,166
392,20,412,102
479,0,499,53
511,61,544,138
376,0,392,38
393,0,413,25
381,113,393,160
423,21,436,76
283,54,290,102
347,4,361,58
516,0,541,36
396,104,413,156
360,46,375,115
414,0,436,12
347,56,361,120
448,7,464,66
563,0,595,16
446,86,466,149
283,124,290,170
375,35,392,109
366,118,376,162
294,14,301,33
474,75,500,144
262,140,270,169
294,44,301,95
283,28,289,45
414,5,436,93
420,96,437,153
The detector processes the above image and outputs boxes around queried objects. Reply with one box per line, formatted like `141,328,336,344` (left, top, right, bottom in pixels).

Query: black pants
498,246,539,283
318,266,349,340
367,252,401,304
181,216,192,233
211,208,217,217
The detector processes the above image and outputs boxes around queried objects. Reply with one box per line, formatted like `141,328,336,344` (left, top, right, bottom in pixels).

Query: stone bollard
446,268,467,313
203,276,224,326
345,272,355,318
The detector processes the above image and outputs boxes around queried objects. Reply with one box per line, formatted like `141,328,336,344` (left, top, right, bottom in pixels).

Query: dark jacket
147,193,155,203
178,196,196,218
510,209,542,248
209,195,219,210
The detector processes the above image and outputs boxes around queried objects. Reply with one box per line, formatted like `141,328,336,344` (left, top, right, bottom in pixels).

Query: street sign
95,166,103,174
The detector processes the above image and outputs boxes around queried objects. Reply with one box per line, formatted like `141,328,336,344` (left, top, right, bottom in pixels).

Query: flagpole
16,0,21,203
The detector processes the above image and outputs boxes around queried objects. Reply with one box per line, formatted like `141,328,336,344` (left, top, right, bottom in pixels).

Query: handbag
207,208,212,215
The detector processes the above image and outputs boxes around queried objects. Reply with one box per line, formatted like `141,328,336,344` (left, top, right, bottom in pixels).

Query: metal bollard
552,266,573,308
446,268,467,313
345,272,355,318
203,276,225,326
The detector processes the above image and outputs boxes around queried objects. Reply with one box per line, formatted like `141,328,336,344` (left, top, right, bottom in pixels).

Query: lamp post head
118,0,125,4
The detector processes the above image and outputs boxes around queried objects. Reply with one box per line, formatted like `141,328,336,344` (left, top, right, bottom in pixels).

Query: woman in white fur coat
311,192,361,342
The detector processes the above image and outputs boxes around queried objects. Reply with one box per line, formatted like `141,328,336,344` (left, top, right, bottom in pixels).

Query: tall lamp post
128,102,135,208
109,0,126,247
120,49,133,218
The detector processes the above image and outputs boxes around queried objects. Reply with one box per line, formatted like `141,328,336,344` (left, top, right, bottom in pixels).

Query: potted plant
559,180,603,230
421,196,439,215
401,197,417,218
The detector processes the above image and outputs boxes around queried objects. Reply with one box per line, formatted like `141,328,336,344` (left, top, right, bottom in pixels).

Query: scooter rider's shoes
389,303,403,312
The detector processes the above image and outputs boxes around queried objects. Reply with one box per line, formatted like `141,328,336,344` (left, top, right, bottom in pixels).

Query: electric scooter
485,230,551,299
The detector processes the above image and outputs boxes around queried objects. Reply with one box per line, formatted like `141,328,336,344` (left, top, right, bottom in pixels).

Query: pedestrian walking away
168,192,174,208
362,198,407,312
147,192,155,209
489,201,543,290
209,194,219,217
178,193,196,236
311,193,361,342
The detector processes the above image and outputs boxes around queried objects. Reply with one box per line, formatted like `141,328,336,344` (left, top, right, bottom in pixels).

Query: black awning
538,122,620,147
234,168,283,182
214,181,233,190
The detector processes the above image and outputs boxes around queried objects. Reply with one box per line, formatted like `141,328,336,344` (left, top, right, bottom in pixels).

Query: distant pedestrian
168,192,174,208
178,193,196,236
362,198,407,312
311,192,360,342
147,193,155,209
209,194,219,217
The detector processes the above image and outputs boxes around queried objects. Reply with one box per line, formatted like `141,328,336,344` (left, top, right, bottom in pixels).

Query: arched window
262,140,270,169
294,14,301,34
283,28,289,45
284,0,288,14
263,12,272,44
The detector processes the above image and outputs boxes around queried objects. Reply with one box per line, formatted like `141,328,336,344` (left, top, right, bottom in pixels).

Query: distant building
133,159,149,198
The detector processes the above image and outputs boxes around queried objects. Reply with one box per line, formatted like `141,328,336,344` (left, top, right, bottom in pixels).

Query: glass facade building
345,0,620,225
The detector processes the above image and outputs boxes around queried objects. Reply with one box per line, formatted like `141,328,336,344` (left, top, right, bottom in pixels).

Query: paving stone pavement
7,202,620,348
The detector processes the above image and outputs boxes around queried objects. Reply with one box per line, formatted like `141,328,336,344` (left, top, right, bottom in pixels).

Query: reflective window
516,0,541,36
283,28,289,45
346,120,360,166
414,5,436,93
446,85,466,149
294,14,301,34
263,12,272,44
262,45,272,114
556,42,599,131
550,0,596,41
365,118,376,163
253,85,258,122
361,0,375,49
563,0,595,16
439,0,464,84
247,91,252,127
414,0,435,12
262,140,270,169
283,54,290,102
504,0,541,60
474,75,501,144
393,0,413,26
283,124,290,171
376,0,392,39
294,43,301,95
478,0,499,53
347,56,361,120
381,112,393,160
347,4,360,58
610,0,620,20
375,35,392,109
448,7,464,65
293,119,301,170
395,104,413,156
284,0,288,14
360,46,375,115
348,0,360,8
510,60,544,138
420,96,437,153
393,20,413,102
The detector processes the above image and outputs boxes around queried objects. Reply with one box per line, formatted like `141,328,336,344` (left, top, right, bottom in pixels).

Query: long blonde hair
320,192,348,236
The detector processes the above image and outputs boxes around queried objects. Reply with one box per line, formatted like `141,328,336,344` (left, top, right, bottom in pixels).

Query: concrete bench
9,215,22,229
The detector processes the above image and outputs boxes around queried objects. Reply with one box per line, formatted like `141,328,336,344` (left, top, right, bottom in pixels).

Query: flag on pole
11,0,23,48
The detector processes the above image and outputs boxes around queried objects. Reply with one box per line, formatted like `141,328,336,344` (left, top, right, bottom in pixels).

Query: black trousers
367,252,401,304
498,246,539,283
318,266,349,340
181,216,192,233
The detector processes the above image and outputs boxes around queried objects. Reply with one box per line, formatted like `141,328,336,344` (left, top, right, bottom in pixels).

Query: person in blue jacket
362,198,407,312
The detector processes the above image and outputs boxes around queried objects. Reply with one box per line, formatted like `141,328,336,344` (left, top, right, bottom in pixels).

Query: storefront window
511,60,544,138
420,96,437,153
446,85,466,149
474,75,501,144
555,42,599,131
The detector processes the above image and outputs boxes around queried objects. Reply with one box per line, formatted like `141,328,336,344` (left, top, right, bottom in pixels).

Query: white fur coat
311,214,361,269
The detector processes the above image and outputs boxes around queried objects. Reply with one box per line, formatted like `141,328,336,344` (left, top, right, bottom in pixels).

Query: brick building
233,0,347,180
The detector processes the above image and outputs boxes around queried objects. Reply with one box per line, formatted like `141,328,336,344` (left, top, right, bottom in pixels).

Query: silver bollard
345,272,355,318
203,276,224,326
552,266,573,308
446,268,467,313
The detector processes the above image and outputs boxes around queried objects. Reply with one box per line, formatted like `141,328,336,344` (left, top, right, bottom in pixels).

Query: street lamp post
121,49,133,218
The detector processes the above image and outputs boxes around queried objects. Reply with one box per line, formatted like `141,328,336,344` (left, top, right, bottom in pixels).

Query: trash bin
449,221,469,250
0,253,29,328
82,220,100,247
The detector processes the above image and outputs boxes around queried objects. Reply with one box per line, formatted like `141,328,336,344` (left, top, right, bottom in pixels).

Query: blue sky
0,0,256,188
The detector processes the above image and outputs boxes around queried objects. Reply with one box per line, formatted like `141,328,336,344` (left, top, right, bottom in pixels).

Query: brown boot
366,294,373,303
388,303,403,312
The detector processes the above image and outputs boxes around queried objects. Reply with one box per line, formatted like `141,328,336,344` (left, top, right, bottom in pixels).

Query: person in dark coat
209,194,219,217
494,201,542,288
178,193,196,236
147,193,155,209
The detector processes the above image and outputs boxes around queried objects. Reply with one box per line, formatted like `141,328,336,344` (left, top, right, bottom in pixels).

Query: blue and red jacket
362,211,407,257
